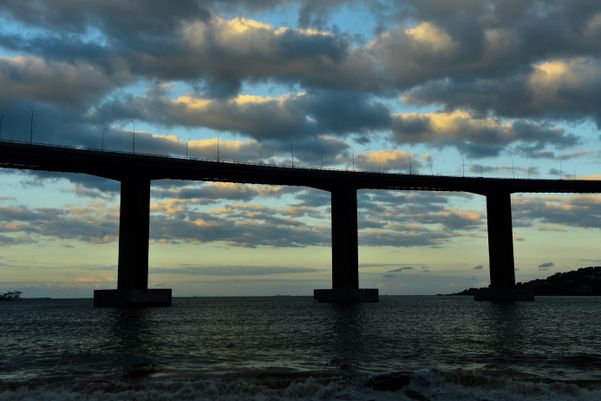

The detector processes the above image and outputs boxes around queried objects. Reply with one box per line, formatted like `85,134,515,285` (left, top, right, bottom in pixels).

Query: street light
101,127,108,151
130,120,136,153
217,134,220,162
28,107,34,144
259,145,264,164
185,138,190,158
0,115,4,138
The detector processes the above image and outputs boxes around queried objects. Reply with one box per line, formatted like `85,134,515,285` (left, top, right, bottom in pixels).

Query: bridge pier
314,188,378,303
94,179,171,307
475,191,533,301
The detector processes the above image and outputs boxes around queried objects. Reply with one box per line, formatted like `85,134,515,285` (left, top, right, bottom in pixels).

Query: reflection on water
2,296,601,385
108,308,157,379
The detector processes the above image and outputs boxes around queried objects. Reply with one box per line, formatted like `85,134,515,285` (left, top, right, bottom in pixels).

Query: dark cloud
388,266,414,273
538,261,555,269
391,112,578,158
473,264,484,270
1,1,596,162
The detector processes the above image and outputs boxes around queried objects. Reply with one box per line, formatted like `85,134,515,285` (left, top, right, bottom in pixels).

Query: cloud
0,4,595,165
388,266,414,273
152,182,287,202
152,265,318,276
391,110,578,158
538,261,555,269
0,203,118,244
513,195,601,230
356,149,420,172
473,264,484,270
0,56,125,108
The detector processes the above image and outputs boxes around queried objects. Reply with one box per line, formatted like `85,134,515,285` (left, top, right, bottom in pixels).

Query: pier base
314,288,379,303
93,289,172,307
474,287,534,302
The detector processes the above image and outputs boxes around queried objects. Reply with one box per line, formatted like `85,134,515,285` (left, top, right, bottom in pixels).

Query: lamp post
259,145,264,164
217,134,220,162
0,114,4,138
130,120,136,154
28,107,34,144
101,127,108,151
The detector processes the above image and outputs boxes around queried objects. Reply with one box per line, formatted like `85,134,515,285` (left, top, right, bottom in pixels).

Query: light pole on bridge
28,107,34,144
101,127,108,151
130,120,136,154
0,114,4,138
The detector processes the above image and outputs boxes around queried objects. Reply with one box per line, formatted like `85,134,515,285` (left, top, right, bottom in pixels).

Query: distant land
452,266,601,296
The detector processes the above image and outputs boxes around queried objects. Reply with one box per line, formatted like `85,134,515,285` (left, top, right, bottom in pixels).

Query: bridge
1,140,601,305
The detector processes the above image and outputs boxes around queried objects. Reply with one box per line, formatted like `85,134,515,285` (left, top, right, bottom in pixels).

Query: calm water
2,296,601,400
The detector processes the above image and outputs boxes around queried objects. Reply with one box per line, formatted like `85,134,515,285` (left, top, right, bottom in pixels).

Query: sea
1,296,601,401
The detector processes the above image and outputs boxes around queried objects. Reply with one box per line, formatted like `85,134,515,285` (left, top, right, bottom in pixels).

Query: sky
2,0,601,298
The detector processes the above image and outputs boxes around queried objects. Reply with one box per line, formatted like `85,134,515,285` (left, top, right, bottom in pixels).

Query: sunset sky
1,1,601,298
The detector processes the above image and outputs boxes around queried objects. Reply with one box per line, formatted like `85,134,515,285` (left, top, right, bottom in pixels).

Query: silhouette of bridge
2,140,600,305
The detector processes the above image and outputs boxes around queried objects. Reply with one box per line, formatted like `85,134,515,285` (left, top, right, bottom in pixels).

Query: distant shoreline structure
0,291,21,301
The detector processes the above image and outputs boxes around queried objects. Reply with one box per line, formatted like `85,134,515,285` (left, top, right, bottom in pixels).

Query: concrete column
331,187,359,290
486,191,515,290
476,192,533,301
117,179,150,289
93,178,171,307
314,187,378,303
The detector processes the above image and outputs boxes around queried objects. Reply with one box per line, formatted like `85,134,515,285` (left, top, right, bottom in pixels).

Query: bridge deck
0,141,600,195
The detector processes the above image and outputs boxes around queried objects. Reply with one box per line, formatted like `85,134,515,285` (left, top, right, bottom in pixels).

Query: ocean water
1,296,601,401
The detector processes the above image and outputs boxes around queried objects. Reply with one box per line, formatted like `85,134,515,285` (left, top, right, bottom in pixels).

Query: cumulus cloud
355,149,420,172
513,195,601,230
0,2,597,164
0,56,126,108
392,110,577,157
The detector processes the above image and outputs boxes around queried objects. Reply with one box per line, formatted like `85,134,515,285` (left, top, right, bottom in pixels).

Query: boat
0,291,21,301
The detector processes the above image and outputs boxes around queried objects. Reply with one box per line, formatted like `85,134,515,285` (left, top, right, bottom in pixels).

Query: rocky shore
452,266,601,296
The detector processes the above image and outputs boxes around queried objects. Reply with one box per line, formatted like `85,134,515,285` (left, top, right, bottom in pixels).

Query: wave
2,368,601,401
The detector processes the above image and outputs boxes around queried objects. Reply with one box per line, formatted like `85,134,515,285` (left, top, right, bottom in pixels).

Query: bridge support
314,188,378,303
475,192,533,301
94,179,171,307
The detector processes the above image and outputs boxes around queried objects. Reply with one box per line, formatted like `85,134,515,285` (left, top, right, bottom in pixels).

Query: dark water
2,296,601,400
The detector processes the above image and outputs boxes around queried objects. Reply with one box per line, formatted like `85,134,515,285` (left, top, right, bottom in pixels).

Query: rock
406,390,431,401
366,372,411,391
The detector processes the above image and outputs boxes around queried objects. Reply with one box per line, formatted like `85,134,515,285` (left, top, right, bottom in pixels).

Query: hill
452,266,601,296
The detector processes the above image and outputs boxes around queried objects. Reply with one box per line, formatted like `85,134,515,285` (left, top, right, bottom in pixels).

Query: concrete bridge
1,141,601,305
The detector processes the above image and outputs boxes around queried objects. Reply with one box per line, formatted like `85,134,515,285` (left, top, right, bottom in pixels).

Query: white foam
0,377,409,401
407,368,601,401
3,370,601,401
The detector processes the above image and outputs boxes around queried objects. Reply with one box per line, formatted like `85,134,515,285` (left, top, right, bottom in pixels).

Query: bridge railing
0,138,581,181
